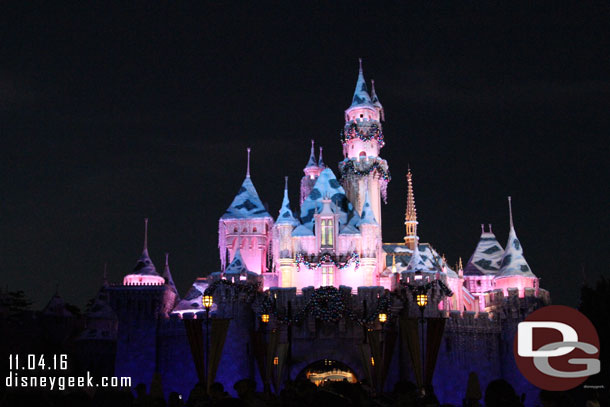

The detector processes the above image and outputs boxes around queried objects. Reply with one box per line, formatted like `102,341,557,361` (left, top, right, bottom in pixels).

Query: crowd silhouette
1,374,605,407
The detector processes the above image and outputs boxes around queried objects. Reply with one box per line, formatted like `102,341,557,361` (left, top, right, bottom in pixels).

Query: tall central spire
143,218,149,255
404,169,419,250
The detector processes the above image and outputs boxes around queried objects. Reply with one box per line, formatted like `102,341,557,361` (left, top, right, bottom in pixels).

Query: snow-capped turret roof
132,219,160,276
358,191,378,226
162,253,179,295
405,243,430,273
383,243,458,278
225,249,250,275
276,177,299,226
305,140,318,168
497,197,536,279
318,146,325,168
348,58,374,109
464,225,504,276
299,168,357,230
87,290,117,320
370,79,383,109
221,176,272,220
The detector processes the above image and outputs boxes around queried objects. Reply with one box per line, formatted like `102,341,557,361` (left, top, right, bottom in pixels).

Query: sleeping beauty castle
70,60,550,406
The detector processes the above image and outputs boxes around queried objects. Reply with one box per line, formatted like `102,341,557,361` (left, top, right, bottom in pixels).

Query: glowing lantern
261,314,270,323
378,313,387,324
202,295,214,311
416,293,428,309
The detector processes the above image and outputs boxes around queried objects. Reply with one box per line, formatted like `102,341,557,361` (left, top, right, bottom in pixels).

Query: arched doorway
297,359,358,386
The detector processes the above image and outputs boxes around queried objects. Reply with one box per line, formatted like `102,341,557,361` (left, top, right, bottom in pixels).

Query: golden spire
405,169,417,222
404,168,419,250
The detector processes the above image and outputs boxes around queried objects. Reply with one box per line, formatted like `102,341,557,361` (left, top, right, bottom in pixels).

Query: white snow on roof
224,249,250,275
221,176,272,220
349,65,373,108
131,249,160,276
292,224,314,236
299,168,358,232
382,243,458,278
496,227,536,279
464,231,504,276
172,280,209,312
276,186,299,226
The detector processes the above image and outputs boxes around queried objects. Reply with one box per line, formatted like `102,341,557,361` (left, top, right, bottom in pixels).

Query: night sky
2,2,608,309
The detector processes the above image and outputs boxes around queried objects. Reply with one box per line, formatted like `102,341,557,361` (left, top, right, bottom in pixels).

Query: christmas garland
342,122,385,147
339,159,391,183
295,251,360,270
258,286,391,325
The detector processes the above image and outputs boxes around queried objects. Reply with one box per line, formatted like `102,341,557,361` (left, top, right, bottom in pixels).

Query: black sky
1,1,609,309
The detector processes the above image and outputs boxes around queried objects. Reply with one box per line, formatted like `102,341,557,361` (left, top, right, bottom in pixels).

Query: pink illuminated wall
494,276,537,297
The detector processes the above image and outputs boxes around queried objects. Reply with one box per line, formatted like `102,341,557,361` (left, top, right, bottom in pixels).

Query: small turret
494,197,538,297
123,219,165,286
300,140,323,204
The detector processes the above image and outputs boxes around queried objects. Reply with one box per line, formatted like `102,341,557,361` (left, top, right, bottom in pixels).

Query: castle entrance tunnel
297,359,358,387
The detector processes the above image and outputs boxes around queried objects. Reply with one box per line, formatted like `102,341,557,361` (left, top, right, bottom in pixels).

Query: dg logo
514,305,600,391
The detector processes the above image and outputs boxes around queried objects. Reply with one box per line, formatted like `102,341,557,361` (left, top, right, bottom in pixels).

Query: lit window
321,219,333,248
322,265,334,287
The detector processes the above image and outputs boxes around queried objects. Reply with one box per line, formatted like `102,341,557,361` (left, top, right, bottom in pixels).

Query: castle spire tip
246,147,251,177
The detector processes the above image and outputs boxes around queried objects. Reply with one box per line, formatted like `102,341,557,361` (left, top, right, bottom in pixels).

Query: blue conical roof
162,253,179,295
305,140,318,168
276,181,299,226
496,226,536,278
225,249,250,275
221,176,272,220
464,226,504,276
349,59,373,108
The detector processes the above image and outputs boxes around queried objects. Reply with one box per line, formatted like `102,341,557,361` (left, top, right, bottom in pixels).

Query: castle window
253,227,257,233
243,228,247,233
234,227,238,233
322,265,334,287
360,114,363,118
359,151,366,158
321,219,334,248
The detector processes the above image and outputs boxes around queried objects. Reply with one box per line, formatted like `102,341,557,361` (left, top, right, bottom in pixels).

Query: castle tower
300,140,322,205
339,59,390,234
219,148,274,277
494,197,538,297
357,191,380,286
403,169,418,250
274,177,299,288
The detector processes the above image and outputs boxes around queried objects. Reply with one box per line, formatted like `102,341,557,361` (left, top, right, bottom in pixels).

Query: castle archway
297,359,358,386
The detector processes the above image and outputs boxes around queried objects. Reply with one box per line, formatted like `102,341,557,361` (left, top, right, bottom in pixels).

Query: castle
70,60,550,405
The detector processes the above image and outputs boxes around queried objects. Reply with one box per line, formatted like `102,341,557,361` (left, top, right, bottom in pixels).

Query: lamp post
414,287,428,393
378,312,387,393
260,313,270,394
202,294,214,392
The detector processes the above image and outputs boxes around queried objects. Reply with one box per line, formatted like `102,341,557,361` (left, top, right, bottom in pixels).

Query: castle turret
219,148,274,276
275,177,299,287
403,169,418,250
339,59,390,233
300,140,322,204
357,191,380,286
494,197,538,297
123,219,165,286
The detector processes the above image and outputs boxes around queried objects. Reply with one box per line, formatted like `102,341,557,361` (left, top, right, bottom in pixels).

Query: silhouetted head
484,379,520,407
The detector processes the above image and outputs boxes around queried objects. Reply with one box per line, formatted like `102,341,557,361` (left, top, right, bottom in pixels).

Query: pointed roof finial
508,196,514,229
318,146,325,167
284,176,288,191
143,218,149,253
246,147,251,178
488,224,493,233
358,57,363,73
165,252,169,267
481,224,485,234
